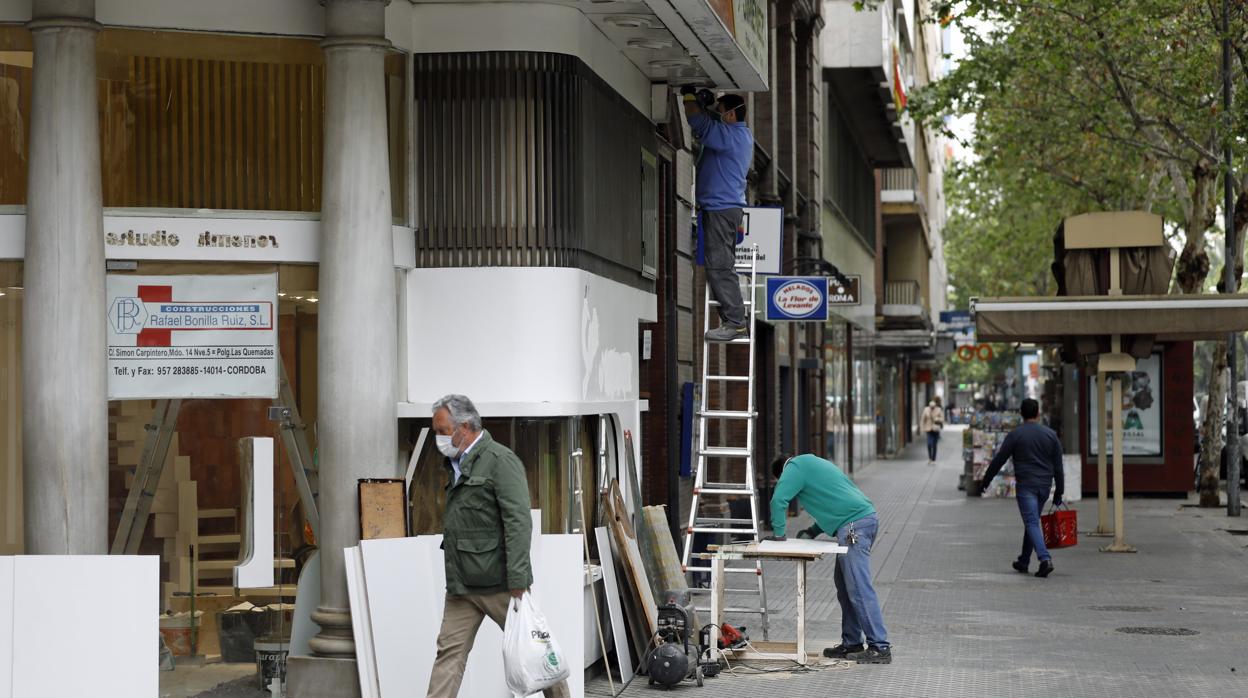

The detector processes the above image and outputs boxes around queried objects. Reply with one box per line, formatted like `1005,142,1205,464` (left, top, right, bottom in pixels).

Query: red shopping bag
1041,505,1078,548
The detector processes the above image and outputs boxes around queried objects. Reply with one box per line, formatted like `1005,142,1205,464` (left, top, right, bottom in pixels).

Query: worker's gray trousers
702,208,747,328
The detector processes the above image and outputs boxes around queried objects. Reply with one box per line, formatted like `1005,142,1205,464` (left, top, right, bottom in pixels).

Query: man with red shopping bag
978,399,1065,578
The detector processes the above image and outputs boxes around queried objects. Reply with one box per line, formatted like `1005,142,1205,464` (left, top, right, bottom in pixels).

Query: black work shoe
1035,560,1054,578
847,647,892,664
1012,560,1029,574
822,643,865,659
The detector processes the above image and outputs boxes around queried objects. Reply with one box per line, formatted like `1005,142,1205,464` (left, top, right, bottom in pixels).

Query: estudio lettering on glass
104,230,281,249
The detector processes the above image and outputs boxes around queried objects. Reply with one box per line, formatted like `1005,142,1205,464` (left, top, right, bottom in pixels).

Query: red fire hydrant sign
105,273,279,399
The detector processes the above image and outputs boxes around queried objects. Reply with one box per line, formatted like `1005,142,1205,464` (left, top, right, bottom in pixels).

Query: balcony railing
880,167,923,206
881,167,916,192
884,279,921,306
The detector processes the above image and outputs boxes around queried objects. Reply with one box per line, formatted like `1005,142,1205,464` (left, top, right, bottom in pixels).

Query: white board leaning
105,273,280,399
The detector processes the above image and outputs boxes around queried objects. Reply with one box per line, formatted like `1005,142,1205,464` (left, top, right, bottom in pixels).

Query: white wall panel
6,556,157,698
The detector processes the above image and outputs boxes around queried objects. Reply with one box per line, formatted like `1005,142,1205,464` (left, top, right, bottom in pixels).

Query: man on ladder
679,84,769,638
681,85,754,342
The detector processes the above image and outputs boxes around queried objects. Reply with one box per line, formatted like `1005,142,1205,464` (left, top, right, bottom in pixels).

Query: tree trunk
1182,160,1225,505
1199,340,1229,507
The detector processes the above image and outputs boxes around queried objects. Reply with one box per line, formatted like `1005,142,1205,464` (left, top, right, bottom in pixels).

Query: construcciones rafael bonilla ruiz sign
106,273,279,399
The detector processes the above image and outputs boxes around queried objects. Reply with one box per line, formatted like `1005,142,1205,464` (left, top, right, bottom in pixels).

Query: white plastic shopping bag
502,591,569,696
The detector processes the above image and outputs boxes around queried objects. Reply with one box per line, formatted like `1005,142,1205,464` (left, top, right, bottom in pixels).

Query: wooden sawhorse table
703,539,848,665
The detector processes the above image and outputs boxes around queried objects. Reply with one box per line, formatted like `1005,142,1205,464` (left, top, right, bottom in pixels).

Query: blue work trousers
833,513,890,650
1016,485,1052,563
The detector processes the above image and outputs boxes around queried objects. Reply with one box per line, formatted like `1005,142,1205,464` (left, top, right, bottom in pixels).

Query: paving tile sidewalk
595,427,1248,697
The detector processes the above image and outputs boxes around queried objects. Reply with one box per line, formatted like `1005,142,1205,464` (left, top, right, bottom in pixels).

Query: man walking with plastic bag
426,395,570,697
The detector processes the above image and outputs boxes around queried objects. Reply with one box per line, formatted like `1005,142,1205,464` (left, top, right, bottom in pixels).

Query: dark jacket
980,421,1065,498
441,430,534,596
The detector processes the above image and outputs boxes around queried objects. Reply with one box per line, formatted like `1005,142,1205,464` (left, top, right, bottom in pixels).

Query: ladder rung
699,447,752,457
725,336,752,345
695,517,755,525
732,263,754,270
705,375,749,382
706,481,752,490
699,410,755,419
708,299,754,307
686,526,757,535
696,488,753,496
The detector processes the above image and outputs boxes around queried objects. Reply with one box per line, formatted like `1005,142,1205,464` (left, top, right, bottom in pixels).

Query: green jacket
770,454,875,538
441,430,534,596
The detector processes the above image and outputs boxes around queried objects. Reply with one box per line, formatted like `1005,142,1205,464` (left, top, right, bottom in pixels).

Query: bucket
254,636,290,691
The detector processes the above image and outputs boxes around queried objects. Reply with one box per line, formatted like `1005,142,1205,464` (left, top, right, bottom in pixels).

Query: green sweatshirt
770,454,875,537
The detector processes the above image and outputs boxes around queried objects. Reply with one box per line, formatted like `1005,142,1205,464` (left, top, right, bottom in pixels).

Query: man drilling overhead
681,86,755,342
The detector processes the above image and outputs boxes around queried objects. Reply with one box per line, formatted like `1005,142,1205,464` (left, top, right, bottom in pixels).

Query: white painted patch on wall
406,267,655,409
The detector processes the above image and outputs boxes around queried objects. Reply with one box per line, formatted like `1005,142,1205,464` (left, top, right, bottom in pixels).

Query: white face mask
436,431,460,458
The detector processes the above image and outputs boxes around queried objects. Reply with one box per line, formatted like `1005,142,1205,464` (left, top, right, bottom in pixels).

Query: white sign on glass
106,273,280,399
735,206,783,275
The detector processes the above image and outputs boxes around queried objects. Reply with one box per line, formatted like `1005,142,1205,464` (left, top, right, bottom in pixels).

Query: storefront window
0,281,21,554
95,30,407,218
854,334,877,467
409,416,600,536
0,27,32,206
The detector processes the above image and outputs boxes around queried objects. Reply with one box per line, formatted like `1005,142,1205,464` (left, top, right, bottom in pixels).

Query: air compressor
645,590,706,689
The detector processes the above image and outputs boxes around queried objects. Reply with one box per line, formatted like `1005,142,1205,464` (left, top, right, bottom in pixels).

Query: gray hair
432,394,482,431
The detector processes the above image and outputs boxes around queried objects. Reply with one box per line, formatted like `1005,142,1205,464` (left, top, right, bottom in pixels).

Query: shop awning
972,294,1248,343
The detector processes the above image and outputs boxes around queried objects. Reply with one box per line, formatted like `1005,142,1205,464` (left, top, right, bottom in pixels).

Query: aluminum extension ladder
681,244,769,639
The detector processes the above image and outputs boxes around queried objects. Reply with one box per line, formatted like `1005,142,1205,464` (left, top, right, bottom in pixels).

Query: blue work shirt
688,111,753,211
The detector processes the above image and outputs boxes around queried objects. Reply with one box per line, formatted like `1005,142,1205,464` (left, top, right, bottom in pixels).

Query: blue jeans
926,431,940,461
1016,486,1051,563
833,513,889,650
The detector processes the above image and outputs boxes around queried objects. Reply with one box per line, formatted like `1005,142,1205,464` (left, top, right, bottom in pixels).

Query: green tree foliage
916,0,1248,502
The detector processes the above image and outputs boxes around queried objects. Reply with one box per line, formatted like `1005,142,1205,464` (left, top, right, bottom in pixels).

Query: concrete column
22,0,106,555
306,0,397,672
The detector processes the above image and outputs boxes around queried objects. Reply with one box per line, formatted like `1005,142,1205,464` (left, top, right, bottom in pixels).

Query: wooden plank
177,481,198,549
173,456,192,483
114,420,148,443
153,513,177,538
150,486,177,514
603,481,657,642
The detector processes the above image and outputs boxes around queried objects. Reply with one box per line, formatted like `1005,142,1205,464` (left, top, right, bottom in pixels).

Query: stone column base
286,656,362,698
